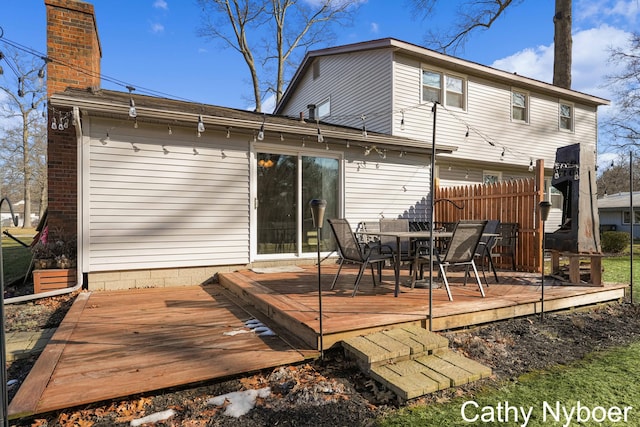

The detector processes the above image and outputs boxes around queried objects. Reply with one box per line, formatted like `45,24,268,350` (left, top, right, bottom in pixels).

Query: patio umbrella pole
428,102,438,332
0,197,17,427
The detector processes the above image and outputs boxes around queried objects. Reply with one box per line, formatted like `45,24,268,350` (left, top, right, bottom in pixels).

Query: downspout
4,107,85,305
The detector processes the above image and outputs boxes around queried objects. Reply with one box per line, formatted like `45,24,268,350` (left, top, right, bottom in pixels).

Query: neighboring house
274,38,610,229
598,192,640,239
44,0,456,290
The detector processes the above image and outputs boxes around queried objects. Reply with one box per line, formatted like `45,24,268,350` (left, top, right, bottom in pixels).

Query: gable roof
598,192,640,209
276,38,610,114
50,87,456,155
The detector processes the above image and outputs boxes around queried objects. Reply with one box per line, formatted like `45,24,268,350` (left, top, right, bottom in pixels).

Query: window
483,171,502,185
622,210,640,224
317,98,330,119
512,90,528,122
422,70,441,103
446,75,464,109
422,69,466,110
559,102,573,131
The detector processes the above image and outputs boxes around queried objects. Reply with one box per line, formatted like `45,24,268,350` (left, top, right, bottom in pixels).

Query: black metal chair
474,219,501,284
327,218,394,297
416,220,487,301
493,222,519,271
379,218,413,270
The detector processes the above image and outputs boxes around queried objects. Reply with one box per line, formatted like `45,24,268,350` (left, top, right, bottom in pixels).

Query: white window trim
421,66,467,111
622,209,640,224
559,100,574,132
511,88,529,124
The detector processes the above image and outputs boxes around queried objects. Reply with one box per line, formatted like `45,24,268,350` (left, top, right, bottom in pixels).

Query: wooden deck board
9,264,627,419
9,285,310,419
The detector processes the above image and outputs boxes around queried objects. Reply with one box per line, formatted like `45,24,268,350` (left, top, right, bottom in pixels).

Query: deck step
342,327,491,401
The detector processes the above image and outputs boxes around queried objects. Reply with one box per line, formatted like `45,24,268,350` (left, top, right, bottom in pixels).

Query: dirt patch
6,295,640,426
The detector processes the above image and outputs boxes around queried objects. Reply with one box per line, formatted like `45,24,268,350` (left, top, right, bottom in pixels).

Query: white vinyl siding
343,150,431,223
84,119,250,271
279,49,394,134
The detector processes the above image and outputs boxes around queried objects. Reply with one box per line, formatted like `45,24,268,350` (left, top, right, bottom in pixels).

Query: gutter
4,282,82,305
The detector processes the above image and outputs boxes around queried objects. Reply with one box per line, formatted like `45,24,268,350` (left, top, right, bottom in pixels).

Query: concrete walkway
5,329,56,362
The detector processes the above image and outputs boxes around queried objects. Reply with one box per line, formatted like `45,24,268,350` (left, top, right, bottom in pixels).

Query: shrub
601,231,630,253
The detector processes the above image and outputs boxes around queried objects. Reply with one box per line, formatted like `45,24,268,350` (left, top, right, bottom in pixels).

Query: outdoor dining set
326,218,518,300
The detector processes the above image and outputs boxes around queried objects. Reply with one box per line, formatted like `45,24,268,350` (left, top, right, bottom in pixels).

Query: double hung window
422,69,466,110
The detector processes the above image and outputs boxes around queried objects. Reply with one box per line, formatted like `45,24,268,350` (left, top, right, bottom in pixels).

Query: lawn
1,228,35,286
602,243,640,303
377,342,640,426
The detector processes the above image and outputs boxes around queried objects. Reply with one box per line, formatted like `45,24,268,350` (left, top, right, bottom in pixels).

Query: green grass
1,229,34,285
602,243,640,303
377,343,640,426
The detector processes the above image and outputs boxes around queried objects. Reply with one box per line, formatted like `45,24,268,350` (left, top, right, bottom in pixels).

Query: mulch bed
5,290,640,426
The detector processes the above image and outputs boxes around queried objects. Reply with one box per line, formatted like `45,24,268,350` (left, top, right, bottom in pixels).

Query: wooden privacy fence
434,176,544,273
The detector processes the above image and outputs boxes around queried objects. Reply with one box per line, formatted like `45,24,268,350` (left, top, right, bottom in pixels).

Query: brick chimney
45,0,101,240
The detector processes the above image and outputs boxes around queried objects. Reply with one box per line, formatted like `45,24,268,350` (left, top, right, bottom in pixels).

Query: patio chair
379,218,413,271
474,220,501,285
416,220,487,301
493,222,519,271
327,218,394,297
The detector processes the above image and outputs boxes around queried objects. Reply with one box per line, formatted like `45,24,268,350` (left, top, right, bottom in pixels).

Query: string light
400,110,405,131
127,86,137,118
162,145,169,155
361,114,367,137
167,125,172,135
317,122,324,143
197,114,205,135
529,159,534,172
257,116,265,141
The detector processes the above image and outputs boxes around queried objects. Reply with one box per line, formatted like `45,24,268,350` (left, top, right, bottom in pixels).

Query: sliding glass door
256,150,339,256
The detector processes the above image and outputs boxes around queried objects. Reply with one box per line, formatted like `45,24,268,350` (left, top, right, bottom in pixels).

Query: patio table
356,230,453,297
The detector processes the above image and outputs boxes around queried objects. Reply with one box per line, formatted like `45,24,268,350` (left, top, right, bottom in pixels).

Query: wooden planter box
33,269,77,294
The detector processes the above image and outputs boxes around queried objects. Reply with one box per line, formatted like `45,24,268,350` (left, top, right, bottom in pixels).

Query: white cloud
151,23,165,34
576,0,638,27
153,0,169,10
490,24,632,100
370,22,379,34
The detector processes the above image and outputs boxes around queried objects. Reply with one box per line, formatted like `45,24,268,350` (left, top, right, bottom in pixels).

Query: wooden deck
219,264,628,349
9,285,313,419
9,264,627,419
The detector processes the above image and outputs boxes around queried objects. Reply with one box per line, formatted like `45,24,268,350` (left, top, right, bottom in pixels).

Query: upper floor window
559,102,573,131
317,98,330,119
422,69,466,110
512,89,528,123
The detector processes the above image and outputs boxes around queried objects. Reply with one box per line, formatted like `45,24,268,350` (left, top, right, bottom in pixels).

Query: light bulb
197,115,205,133
51,118,57,130
129,98,137,118
317,128,324,143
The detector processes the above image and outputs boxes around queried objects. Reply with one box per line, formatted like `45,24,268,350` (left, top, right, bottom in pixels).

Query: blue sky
1,0,638,162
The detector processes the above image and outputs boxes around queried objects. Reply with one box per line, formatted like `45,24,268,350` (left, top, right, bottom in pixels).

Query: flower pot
33,268,77,294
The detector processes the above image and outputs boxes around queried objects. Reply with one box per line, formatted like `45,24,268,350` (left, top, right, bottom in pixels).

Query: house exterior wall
280,48,599,181
343,149,431,224
83,118,251,276
280,49,394,133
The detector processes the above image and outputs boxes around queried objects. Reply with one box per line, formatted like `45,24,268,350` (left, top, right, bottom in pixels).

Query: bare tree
0,48,47,228
604,32,640,152
597,154,640,197
197,0,361,112
411,0,573,89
